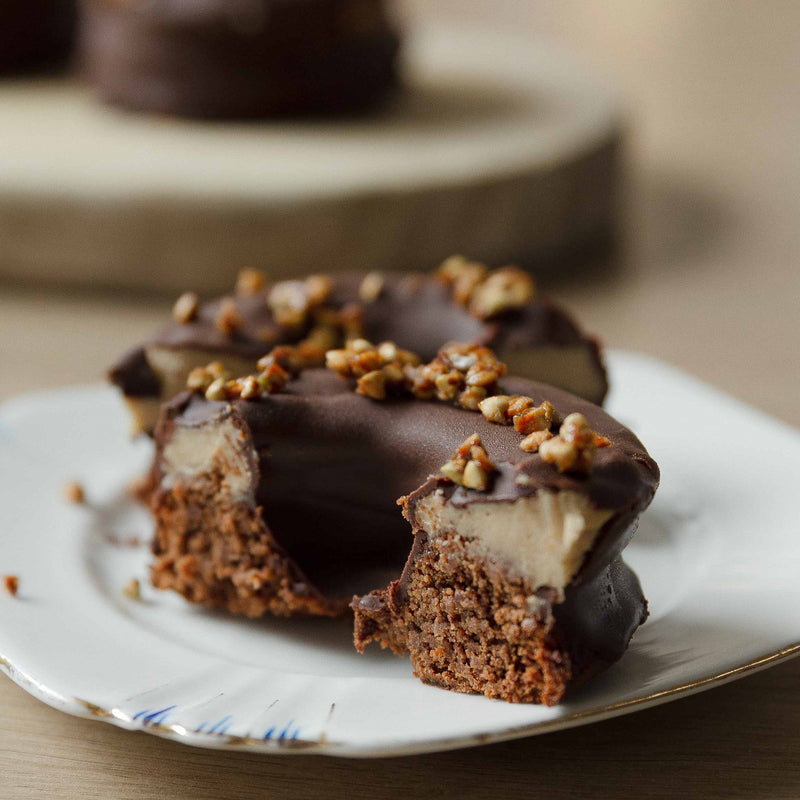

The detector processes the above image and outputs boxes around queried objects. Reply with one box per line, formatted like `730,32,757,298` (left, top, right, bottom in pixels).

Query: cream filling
497,345,604,402
161,418,255,502
412,489,612,599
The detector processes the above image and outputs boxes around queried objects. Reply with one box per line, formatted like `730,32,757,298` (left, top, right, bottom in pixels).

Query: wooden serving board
0,26,622,294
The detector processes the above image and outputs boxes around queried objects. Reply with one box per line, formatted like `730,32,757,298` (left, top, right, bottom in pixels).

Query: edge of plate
3,643,799,758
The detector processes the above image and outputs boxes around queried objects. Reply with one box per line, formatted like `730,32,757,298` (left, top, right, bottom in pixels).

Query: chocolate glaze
111,272,608,403
109,346,162,398
80,0,401,118
0,0,76,73
162,369,658,596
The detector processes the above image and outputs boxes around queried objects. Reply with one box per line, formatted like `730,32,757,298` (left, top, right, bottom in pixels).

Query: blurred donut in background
0,0,77,73
79,0,402,118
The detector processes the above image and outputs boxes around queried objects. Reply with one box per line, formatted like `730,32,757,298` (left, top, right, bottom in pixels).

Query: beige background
2,2,800,797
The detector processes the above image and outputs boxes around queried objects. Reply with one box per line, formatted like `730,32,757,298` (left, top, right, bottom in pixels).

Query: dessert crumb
63,481,85,504
3,575,19,597
122,578,141,600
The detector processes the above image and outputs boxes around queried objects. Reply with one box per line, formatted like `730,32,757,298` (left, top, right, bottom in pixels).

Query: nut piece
539,413,601,473
469,266,535,319
357,369,387,400
187,361,230,392
436,256,536,320
267,275,334,329
519,429,554,453
359,271,385,303
512,400,560,435
62,481,85,504
3,575,19,597
122,578,141,600
438,434,497,491
267,280,310,328
304,274,333,307
172,292,199,324
436,255,488,306
478,395,510,424
462,459,491,491
236,268,267,296
204,378,228,401
214,298,243,337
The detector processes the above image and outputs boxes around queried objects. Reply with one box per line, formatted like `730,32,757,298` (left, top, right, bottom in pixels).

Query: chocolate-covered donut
79,0,401,118
149,346,658,704
110,265,609,435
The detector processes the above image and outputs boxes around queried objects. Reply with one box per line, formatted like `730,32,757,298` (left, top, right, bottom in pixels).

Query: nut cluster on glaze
436,255,536,320
439,434,497,491
172,270,366,345
325,338,421,400
186,344,304,402
266,274,333,329
326,340,506,409
478,395,560,453
539,413,611,473
327,338,612,478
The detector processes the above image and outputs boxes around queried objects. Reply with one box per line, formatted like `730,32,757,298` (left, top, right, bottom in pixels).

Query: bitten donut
79,0,401,118
147,340,658,704
110,260,609,435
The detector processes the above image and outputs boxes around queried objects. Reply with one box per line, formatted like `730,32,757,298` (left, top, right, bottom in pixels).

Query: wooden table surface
2,2,799,797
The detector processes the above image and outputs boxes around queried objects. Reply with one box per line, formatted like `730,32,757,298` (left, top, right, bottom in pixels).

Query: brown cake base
149,466,341,618
353,532,647,705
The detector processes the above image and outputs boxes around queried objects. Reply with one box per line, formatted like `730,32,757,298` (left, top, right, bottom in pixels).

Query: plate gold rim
3,641,799,758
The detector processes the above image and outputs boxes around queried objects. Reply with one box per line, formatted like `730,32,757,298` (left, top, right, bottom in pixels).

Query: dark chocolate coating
111,272,607,402
164,369,658,593
80,0,401,118
0,0,76,73
554,556,649,678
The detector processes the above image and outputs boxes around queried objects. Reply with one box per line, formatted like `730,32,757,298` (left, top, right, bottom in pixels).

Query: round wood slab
0,27,623,293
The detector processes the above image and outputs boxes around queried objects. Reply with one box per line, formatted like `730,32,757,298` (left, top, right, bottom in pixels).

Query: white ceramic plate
1,351,799,758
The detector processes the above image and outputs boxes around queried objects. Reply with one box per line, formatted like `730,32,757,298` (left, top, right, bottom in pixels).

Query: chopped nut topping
407,343,507,409
478,395,510,424
519,429,554,453
436,256,488,306
512,400,559,435
327,339,509,414
204,378,229,401
236,268,267,296
268,275,334,329
457,385,487,411
479,393,561,435
187,361,230,392
359,271,385,303
172,292,199,324
186,344,302,403
214,298,243,337
62,481,85,504
358,369,387,400
469,266,535,319
326,338,420,400
439,434,497,491
435,256,536,320
304,274,334,307
122,578,141,600
539,413,603,473
3,575,19,597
